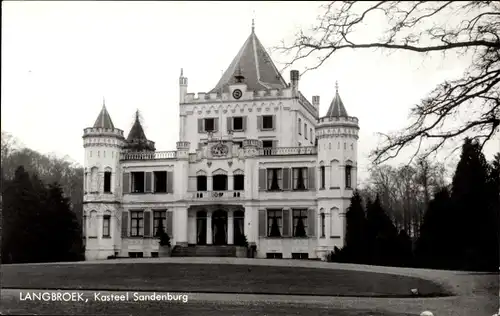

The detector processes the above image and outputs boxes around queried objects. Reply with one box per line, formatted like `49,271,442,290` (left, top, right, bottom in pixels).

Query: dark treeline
1,131,84,263
329,138,500,272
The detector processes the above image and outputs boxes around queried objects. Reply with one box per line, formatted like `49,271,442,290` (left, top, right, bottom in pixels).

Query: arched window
104,167,112,193
90,167,98,193
89,210,98,237
320,212,325,238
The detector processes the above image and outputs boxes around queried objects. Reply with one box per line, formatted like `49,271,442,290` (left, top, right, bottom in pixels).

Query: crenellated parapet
316,115,360,140
82,127,125,148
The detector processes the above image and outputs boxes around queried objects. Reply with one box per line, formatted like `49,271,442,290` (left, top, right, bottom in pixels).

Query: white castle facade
82,26,359,260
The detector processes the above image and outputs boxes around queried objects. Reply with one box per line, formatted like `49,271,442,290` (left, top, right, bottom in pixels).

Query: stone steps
171,245,240,257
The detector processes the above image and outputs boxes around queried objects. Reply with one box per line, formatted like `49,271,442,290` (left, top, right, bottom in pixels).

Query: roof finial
335,80,339,93
180,68,184,77
102,96,106,108
252,10,255,33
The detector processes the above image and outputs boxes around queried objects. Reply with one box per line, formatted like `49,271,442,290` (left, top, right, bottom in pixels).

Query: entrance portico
189,205,245,246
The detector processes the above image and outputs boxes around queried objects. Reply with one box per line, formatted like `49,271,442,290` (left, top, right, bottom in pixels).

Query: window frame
292,209,308,237
262,115,274,130
102,215,111,237
153,210,167,236
130,211,144,237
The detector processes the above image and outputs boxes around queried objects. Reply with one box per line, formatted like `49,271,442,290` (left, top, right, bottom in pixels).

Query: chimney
312,96,320,108
290,70,299,94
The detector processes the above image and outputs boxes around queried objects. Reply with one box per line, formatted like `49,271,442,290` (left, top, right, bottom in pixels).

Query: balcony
188,190,244,201
259,146,317,156
120,151,177,161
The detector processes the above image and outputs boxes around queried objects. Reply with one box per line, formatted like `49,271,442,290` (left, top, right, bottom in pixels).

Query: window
298,118,302,135
131,172,145,193
213,174,228,191
292,253,309,259
304,123,308,139
267,209,282,237
262,140,274,148
262,115,274,129
344,142,346,150
310,128,313,144
320,166,325,189
266,253,283,259
234,141,243,148
345,165,352,188
197,175,207,191
234,174,244,191
130,211,144,237
320,213,325,237
153,210,167,236
154,171,167,193
104,171,112,193
205,118,215,132
293,209,308,237
151,252,159,258
292,167,308,190
267,168,283,191
103,215,111,237
128,252,143,258
233,117,243,131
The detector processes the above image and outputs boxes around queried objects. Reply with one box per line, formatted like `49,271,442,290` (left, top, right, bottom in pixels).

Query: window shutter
272,140,278,148
282,168,290,190
121,211,128,237
257,115,263,131
166,171,174,193
258,169,266,191
242,116,247,131
122,172,130,194
282,209,290,237
145,172,152,192
308,209,316,237
214,118,219,132
272,114,276,129
308,167,315,190
188,177,196,192
198,118,204,133
166,210,173,235
144,210,151,237
259,209,266,237
227,117,232,132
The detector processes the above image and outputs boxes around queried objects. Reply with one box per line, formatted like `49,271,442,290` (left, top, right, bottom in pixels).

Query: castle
82,24,359,260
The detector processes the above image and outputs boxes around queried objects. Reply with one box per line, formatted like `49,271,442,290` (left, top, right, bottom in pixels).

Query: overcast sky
2,1,498,184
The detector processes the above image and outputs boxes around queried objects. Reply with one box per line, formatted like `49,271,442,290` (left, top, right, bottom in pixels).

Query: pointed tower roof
325,82,349,118
93,101,115,129
126,110,148,141
210,22,288,93
124,110,156,152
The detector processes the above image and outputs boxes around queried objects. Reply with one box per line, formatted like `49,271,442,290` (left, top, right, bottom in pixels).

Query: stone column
228,210,234,245
207,176,213,191
206,211,213,245
325,211,331,239
97,214,103,239
175,207,188,247
228,175,234,191
244,206,255,245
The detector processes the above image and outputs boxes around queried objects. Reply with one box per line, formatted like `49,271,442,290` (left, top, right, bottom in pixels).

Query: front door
212,210,227,245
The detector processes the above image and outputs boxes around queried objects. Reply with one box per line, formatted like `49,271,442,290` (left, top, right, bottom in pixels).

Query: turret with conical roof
123,110,156,152
325,82,349,118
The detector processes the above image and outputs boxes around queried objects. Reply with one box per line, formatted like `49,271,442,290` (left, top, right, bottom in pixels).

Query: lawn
0,262,451,297
0,294,418,316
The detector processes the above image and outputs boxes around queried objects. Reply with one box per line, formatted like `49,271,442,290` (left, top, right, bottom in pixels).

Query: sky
2,1,499,184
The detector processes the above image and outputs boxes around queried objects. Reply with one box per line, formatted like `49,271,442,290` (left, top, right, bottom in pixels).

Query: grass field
0,295,417,316
1,262,451,297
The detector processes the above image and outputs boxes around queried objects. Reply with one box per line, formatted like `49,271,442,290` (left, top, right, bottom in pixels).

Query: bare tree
277,1,500,164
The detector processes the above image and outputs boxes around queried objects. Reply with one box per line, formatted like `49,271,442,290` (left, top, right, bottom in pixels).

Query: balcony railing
120,151,177,161
189,190,244,200
259,146,317,156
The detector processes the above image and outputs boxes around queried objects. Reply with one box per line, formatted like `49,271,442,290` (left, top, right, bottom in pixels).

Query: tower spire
102,96,106,108
251,10,255,33
335,81,339,93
